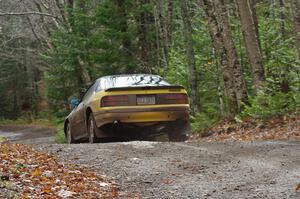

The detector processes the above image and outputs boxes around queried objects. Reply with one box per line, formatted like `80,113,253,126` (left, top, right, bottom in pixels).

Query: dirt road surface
0,125,56,144
1,126,300,198
38,141,300,199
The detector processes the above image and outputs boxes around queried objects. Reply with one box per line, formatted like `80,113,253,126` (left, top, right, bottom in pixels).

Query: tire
167,120,190,142
66,122,75,144
88,114,97,144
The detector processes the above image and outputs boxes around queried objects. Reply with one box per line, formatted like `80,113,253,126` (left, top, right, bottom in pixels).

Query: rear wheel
167,120,190,142
66,123,75,144
88,114,97,144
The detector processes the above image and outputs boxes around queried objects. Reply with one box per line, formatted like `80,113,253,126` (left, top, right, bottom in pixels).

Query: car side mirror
70,98,80,108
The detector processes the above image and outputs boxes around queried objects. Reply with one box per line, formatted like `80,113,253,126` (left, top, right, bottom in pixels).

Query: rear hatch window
99,75,170,91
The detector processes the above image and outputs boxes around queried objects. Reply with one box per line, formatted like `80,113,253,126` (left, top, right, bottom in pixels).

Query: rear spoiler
105,85,185,92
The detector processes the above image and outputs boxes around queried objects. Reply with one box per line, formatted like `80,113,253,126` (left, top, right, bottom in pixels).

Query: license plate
137,95,156,105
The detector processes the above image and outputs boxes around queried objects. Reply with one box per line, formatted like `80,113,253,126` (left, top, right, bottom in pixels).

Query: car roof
96,74,162,81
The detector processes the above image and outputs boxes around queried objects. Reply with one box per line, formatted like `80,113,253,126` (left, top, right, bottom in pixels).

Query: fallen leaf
42,185,52,194
32,168,42,177
0,141,136,198
111,187,119,197
296,183,300,191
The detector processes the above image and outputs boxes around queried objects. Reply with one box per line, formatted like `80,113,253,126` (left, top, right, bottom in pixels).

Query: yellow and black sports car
64,74,190,143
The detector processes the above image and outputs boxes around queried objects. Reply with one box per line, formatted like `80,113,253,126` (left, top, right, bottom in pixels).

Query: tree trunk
200,0,239,117
277,0,290,92
291,0,300,58
278,0,285,37
136,0,153,72
66,0,75,30
213,0,249,110
76,56,91,88
235,0,265,92
166,0,174,48
54,0,69,29
116,0,130,50
249,0,262,52
153,0,174,71
116,0,134,73
154,2,168,69
180,0,201,114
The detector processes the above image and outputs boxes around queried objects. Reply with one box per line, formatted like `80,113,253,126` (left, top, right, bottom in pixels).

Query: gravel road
1,126,299,198
37,141,300,199
0,125,56,144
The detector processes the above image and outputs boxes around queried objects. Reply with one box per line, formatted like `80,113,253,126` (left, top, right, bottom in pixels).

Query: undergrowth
55,120,66,144
192,91,300,137
241,91,300,120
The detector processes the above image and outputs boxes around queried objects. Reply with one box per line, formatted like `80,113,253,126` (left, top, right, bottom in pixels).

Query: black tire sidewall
168,120,190,142
88,115,96,143
66,123,74,144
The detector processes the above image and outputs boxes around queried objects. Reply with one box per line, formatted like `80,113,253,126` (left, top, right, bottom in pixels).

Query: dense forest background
0,0,299,132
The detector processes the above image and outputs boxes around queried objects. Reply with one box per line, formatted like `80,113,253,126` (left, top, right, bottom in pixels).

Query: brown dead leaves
194,115,300,142
0,141,121,198
296,183,300,191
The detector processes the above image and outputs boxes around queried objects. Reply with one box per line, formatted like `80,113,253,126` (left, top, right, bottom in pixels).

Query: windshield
98,75,170,90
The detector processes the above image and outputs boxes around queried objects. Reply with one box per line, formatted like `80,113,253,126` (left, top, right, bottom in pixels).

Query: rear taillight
101,95,129,107
162,93,188,104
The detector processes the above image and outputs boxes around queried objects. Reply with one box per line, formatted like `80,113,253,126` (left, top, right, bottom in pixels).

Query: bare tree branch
26,16,42,44
0,12,57,18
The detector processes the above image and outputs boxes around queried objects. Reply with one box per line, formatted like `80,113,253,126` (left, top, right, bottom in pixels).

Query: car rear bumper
93,106,190,127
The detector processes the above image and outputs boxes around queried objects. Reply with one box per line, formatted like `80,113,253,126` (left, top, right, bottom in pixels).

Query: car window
82,83,96,102
95,79,104,92
99,75,170,90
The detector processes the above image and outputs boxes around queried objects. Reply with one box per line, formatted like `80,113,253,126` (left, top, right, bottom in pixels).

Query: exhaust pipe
113,120,120,126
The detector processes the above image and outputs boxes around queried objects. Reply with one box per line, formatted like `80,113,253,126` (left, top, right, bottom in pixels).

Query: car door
71,83,96,139
71,102,85,139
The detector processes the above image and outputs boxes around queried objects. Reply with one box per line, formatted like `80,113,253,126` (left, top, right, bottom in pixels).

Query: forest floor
197,115,300,142
0,115,299,198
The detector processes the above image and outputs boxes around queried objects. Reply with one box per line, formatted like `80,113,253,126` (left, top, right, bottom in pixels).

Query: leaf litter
0,140,133,198
191,115,300,142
